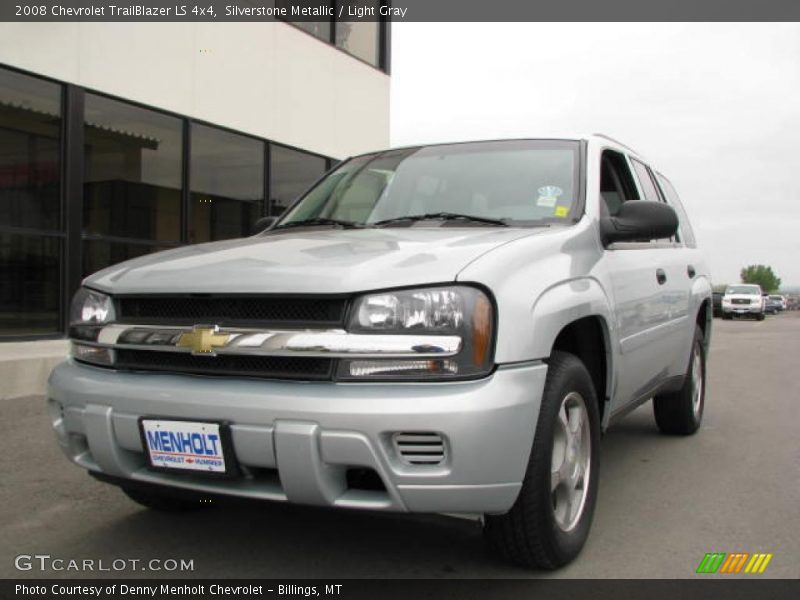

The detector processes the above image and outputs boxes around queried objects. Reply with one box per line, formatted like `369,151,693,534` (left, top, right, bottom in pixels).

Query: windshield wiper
373,212,508,227
273,217,369,230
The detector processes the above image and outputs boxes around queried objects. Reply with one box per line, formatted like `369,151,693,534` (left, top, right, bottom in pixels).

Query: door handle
687,265,696,278
656,268,667,285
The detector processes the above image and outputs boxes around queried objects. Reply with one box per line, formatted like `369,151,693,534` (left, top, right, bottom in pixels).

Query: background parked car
768,295,787,311
722,284,765,320
764,296,781,315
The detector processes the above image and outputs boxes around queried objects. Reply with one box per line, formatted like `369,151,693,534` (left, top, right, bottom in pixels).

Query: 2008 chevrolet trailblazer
49,136,711,569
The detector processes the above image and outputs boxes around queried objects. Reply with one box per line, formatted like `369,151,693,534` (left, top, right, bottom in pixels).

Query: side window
599,150,639,216
655,173,697,248
630,158,662,203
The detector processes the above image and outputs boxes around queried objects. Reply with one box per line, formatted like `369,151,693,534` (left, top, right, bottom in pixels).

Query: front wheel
653,326,705,435
483,351,601,569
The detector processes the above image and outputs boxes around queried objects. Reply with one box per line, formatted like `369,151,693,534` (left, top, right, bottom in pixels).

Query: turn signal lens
71,342,114,366
348,359,459,377
472,293,491,367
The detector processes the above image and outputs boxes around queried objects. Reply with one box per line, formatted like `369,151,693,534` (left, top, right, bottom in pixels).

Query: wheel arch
528,278,615,427
550,316,612,426
691,276,713,352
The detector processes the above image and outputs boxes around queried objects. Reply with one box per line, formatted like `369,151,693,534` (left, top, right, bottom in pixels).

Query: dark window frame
0,65,67,340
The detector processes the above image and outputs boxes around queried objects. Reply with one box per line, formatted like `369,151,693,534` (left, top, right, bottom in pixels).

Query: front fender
527,278,615,363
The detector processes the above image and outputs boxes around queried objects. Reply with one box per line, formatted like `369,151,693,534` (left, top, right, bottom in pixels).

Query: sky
389,23,800,288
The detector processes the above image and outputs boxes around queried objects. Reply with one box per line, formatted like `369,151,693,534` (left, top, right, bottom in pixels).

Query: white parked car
722,284,765,320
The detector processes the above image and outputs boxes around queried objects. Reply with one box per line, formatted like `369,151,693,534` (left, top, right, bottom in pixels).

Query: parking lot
2,313,798,579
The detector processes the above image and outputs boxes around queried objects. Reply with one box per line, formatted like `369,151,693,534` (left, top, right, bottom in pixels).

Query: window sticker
536,185,563,207
554,206,569,218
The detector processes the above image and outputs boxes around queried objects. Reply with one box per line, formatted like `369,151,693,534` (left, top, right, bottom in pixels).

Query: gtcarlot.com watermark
15,554,194,573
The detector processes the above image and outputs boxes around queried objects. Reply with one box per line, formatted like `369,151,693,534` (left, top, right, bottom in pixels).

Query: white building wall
0,22,390,159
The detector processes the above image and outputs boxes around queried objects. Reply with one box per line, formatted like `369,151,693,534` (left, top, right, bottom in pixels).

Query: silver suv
49,135,711,569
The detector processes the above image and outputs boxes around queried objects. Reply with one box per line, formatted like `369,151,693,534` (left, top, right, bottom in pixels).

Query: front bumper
48,359,546,514
723,305,762,315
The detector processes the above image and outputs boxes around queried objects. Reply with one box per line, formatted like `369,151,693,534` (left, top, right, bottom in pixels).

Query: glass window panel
190,124,264,243
292,20,332,42
0,233,61,335
656,173,697,247
270,145,327,216
83,94,182,242
335,1,380,66
0,68,62,231
631,159,662,203
82,239,171,278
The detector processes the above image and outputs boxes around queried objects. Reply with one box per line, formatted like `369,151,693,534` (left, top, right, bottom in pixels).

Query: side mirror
600,200,678,246
252,216,275,234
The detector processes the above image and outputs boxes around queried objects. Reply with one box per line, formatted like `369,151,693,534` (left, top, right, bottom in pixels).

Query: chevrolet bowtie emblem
176,325,230,355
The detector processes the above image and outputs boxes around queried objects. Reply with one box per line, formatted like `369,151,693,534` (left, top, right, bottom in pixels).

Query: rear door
654,171,707,369
629,160,692,379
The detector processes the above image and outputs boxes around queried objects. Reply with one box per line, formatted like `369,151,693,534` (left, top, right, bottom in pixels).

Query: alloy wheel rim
691,345,703,419
551,391,591,532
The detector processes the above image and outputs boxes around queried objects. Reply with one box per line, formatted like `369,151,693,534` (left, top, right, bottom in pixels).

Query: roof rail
592,133,640,156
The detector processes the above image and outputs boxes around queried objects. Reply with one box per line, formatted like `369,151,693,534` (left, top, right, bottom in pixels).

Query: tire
757,313,765,321
122,486,205,512
483,351,601,569
653,326,705,435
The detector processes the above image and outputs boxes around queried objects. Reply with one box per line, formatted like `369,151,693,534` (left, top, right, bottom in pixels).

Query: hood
86,228,543,295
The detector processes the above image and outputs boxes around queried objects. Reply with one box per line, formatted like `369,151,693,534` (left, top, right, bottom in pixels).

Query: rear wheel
122,486,205,512
483,351,600,569
653,327,705,435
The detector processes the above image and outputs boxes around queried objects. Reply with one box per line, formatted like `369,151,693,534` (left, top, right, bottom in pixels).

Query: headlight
70,288,115,325
69,288,116,364
339,286,494,381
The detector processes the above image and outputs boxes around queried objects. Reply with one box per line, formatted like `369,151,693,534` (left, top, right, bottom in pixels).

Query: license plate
141,419,227,473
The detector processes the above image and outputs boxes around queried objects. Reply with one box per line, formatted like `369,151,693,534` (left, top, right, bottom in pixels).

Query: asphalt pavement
2,313,798,579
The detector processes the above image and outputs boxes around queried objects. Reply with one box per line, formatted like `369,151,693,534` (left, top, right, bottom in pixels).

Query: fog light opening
345,468,386,492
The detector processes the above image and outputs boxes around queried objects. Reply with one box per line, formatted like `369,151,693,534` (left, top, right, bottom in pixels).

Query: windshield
726,285,761,295
769,295,782,300
275,140,581,228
